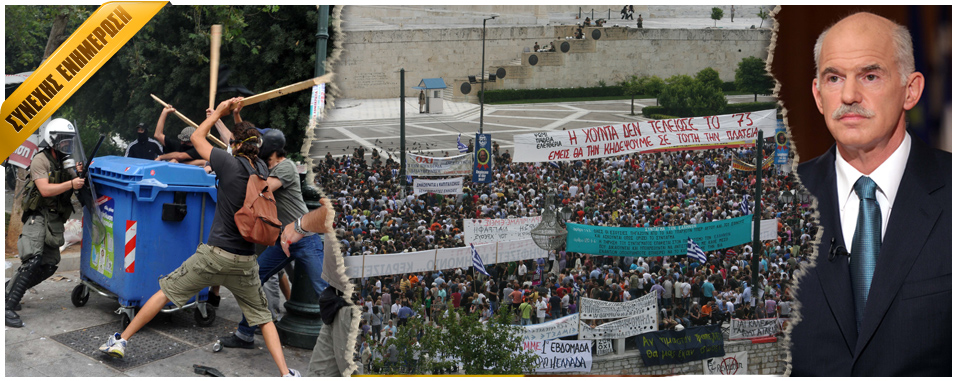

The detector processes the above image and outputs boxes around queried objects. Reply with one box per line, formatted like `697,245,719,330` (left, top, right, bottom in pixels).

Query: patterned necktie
851,176,881,330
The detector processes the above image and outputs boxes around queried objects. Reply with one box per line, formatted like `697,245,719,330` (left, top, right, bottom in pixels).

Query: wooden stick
149,94,227,149
209,24,222,110
233,73,334,109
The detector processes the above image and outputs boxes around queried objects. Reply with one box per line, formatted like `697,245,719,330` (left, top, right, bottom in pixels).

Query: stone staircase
446,24,637,102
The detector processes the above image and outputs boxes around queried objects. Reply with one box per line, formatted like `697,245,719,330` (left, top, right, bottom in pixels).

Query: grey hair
813,13,915,87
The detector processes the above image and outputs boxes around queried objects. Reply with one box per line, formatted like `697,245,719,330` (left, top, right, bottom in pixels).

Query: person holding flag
457,134,468,154
740,195,752,215
687,237,707,264
469,243,490,277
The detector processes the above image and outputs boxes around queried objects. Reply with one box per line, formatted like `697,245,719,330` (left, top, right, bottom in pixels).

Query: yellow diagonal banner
0,2,167,161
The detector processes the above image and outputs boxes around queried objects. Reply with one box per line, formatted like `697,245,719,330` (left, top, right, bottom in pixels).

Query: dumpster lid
89,156,216,187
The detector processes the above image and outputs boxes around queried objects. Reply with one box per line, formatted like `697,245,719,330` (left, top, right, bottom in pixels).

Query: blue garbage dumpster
76,156,218,326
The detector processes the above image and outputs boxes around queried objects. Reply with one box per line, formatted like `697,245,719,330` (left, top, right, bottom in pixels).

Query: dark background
770,5,952,162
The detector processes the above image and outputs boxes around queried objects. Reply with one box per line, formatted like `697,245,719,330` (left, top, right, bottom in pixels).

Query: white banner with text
729,318,779,340
405,152,473,177
579,292,657,320
521,339,593,373
578,309,659,340
513,110,777,162
702,351,749,375
343,238,547,279
519,313,581,341
412,177,463,196
463,216,542,246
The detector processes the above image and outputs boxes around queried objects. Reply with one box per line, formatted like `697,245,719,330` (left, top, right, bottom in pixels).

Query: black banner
635,324,725,366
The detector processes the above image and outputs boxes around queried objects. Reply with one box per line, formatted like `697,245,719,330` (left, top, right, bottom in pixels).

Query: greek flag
687,237,707,263
470,243,490,276
457,134,468,153
741,195,752,215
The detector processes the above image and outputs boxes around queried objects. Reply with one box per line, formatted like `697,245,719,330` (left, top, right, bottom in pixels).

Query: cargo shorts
159,244,272,327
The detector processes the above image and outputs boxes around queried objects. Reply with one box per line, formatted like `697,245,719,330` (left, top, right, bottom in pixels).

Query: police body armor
22,149,75,225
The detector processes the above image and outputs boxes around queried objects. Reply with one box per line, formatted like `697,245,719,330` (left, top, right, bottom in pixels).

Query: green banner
566,215,753,257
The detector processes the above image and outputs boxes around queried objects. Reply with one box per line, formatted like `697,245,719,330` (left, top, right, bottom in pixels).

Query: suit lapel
853,136,947,357
807,147,858,352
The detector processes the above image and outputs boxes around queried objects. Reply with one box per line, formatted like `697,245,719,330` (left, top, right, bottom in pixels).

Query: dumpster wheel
121,313,132,328
71,284,90,307
194,306,216,327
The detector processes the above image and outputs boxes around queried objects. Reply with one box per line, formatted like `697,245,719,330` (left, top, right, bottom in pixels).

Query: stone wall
557,339,786,375
335,24,771,99
647,5,773,19
345,5,639,25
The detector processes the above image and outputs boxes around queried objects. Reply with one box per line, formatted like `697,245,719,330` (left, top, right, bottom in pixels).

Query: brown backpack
234,157,282,245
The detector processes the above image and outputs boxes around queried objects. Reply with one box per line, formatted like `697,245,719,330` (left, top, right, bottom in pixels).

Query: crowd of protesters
313,141,815,372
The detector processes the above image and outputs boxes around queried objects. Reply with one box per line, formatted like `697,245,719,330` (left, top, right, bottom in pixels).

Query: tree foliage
710,7,723,27
620,75,641,115
659,74,727,117
757,7,770,28
5,5,95,74
695,67,723,90
643,75,665,106
619,75,665,111
370,305,536,375
735,56,775,102
5,5,338,157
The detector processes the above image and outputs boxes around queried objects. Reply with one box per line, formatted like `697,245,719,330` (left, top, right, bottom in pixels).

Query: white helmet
40,118,77,155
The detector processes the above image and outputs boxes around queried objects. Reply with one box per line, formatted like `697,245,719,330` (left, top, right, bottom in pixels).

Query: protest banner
309,83,325,121
519,313,581,341
580,292,656,320
754,218,778,241
521,339,593,373
729,318,779,340
464,216,542,246
636,325,725,366
472,133,493,183
7,135,39,169
702,351,749,375
512,110,777,163
732,156,774,171
343,238,546,279
704,174,718,187
566,215,752,257
595,339,614,356
405,152,472,177
774,120,788,165
412,177,463,196
579,309,658,340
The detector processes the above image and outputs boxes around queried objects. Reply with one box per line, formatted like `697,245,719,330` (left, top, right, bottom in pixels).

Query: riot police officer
6,119,83,328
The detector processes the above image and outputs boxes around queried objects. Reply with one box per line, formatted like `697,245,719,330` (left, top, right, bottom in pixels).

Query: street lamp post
479,15,497,134
276,5,329,349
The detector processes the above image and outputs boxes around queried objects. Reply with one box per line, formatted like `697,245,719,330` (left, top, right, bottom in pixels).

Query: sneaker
219,334,254,349
284,368,301,377
99,332,127,358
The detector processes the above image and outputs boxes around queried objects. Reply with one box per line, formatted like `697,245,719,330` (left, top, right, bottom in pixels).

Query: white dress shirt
834,133,910,254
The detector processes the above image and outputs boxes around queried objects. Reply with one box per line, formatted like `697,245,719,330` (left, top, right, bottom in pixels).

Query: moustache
832,103,875,120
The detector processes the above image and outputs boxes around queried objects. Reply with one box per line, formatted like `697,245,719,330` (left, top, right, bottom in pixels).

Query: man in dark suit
789,12,951,376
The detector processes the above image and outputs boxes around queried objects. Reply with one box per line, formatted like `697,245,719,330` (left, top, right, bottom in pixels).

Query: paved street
4,269,314,377
309,95,775,160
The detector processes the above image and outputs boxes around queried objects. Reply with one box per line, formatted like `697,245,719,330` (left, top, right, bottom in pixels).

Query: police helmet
40,118,77,155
